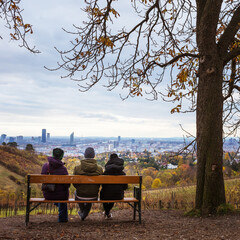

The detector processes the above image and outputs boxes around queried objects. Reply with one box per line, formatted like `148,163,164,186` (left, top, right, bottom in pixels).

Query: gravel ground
1,209,240,240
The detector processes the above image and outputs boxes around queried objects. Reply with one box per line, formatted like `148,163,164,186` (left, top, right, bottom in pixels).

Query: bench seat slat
29,197,139,203
29,174,140,184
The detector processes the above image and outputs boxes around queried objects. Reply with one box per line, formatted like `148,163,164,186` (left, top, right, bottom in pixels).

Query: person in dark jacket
73,147,103,220
100,153,128,219
41,148,69,222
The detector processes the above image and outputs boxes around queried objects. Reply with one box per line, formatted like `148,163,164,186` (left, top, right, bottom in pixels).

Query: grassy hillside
0,146,47,192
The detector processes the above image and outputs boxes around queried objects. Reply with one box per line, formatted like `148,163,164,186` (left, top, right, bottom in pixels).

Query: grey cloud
80,113,119,122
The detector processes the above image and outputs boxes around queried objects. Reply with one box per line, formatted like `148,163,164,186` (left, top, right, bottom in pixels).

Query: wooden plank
29,197,139,203
29,174,141,184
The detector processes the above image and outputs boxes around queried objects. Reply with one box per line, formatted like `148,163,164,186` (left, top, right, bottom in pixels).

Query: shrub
25,144,34,151
151,178,162,188
143,176,153,189
217,203,234,215
184,208,201,217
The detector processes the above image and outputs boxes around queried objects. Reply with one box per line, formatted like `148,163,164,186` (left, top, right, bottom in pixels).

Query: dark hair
52,148,64,160
106,153,124,167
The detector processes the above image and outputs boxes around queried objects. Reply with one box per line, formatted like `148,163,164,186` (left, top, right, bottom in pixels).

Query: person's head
52,148,64,160
110,153,118,160
84,147,95,159
106,153,124,167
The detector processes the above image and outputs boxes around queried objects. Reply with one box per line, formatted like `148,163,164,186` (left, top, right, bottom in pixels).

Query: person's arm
64,167,69,175
73,166,79,188
122,171,128,190
41,163,48,174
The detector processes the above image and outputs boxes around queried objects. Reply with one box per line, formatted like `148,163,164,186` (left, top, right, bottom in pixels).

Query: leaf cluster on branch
0,0,39,53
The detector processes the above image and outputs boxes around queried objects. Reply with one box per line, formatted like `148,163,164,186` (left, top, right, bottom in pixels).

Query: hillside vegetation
0,146,47,192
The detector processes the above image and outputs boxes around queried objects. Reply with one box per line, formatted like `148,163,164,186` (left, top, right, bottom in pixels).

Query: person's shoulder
42,162,48,167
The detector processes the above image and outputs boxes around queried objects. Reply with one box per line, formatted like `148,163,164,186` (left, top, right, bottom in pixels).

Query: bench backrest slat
28,174,141,184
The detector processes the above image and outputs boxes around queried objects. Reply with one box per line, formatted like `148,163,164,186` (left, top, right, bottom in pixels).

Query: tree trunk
196,57,226,214
195,51,226,214
195,0,226,215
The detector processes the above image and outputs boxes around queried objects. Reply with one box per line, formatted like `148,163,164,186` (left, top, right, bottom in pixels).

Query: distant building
167,163,178,169
9,137,15,143
16,136,23,143
118,136,121,142
47,133,50,141
42,129,46,143
70,132,74,145
108,144,114,151
131,139,135,144
1,134,6,143
114,141,119,148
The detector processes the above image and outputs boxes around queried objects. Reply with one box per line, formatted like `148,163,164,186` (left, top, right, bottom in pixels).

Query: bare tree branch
218,4,240,55
224,46,240,65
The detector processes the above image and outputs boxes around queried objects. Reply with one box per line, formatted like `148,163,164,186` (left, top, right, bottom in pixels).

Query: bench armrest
134,186,141,200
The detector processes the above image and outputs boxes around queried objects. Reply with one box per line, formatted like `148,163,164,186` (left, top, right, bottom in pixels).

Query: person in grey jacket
73,147,103,220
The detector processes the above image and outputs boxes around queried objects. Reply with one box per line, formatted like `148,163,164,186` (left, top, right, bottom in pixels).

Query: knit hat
52,148,64,160
84,147,95,158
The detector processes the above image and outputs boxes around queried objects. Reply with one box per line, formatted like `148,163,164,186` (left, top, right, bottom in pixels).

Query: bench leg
133,202,137,220
25,202,30,226
26,176,31,226
134,185,142,224
138,201,141,224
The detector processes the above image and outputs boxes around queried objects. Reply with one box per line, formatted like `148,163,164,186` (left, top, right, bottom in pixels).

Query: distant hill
0,146,47,192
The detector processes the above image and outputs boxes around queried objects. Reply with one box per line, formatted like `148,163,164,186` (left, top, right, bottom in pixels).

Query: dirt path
1,209,240,240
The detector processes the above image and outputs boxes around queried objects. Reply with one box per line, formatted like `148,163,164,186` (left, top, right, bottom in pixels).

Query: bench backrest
28,174,142,184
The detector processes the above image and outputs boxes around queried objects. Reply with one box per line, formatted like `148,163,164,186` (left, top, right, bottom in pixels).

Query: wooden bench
26,174,142,225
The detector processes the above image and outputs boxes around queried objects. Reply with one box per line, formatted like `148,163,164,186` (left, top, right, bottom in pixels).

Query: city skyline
0,131,193,140
1,130,238,142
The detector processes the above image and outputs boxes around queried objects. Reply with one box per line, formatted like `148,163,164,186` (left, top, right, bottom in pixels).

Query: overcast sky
0,0,196,138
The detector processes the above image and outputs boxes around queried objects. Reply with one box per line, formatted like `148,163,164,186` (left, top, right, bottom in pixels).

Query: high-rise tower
70,132,74,145
47,133,50,141
42,129,46,143
1,134,6,143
